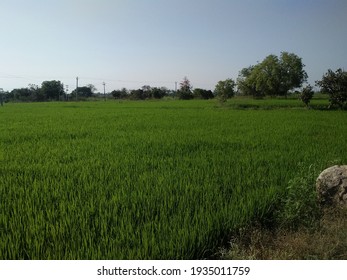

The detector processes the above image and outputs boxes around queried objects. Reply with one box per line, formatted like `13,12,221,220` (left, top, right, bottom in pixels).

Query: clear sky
0,0,346,93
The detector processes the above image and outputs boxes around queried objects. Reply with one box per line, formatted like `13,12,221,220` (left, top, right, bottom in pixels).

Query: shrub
300,85,314,107
316,68,347,108
277,165,321,229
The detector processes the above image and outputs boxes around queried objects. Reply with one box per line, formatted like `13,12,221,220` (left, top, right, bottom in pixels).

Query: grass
219,207,347,260
219,157,347,260
0,98,346,259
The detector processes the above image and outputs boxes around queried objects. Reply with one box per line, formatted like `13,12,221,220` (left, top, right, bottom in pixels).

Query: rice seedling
0,100,346,259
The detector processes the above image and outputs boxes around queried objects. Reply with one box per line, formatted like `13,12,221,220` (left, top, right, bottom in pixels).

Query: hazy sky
0,0,346,92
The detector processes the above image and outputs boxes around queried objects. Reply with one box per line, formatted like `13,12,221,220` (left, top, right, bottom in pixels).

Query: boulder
316,165,347,207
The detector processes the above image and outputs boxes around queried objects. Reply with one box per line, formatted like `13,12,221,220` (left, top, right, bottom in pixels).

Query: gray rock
316,165,347,206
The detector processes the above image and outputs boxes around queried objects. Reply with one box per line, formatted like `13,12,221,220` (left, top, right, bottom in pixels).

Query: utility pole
76,76,79,101
65,85,69,101
175,82,177,93
60,83,63,102
102,82,106,101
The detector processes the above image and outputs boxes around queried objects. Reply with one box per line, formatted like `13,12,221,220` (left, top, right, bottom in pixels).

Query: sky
0,0,346,93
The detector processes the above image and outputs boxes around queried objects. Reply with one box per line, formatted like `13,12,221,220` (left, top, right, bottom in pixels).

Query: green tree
177,76,193,99
237,52,307,98
6,84,48,102
214,78,236,103
316,68,347,108
129,89,145,100
87,84,97,94
237,65,262,97
193,88,214,99
278,52,308,97
41,80,64,100
250,55,281,97
28,84,44,101
71,86,94,98
300,85,314,107
150,87,169,99
10,88,32,101
111,88,128,99
140,85,152,99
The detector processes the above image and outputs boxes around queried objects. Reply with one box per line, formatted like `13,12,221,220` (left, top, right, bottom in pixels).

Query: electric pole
102,82,106,101
76,76,79,101
65,85,69,101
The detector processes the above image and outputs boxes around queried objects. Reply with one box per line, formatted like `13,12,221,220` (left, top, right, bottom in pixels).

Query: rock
316,165,347,207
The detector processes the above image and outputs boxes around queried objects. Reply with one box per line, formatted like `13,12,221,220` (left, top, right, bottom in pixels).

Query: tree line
1,51,346,108
0,82,98,102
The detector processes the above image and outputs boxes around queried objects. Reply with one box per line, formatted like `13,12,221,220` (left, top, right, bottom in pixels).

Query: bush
277,165,321,229
300,85,314,107
214,78,236,103
316,68,347,108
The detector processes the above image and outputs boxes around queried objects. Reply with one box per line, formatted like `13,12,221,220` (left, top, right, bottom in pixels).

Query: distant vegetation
1,51,346,109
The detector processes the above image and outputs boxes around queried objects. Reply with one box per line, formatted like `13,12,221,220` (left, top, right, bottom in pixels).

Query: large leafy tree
254,54,281,97
237,65,262,97
41,80,64,100
71,86,93,98
28,84,44,101
87,84,97,94
214,78,236,103
11,88,32,100
9,84,41,101
149,87,169,99
279,52,308,96
237,52,307,98
316,68,347,108
111,88,128,99
129,89,146,100
193,88,214,99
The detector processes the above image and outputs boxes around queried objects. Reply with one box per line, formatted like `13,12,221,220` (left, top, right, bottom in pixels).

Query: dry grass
219,207,347,260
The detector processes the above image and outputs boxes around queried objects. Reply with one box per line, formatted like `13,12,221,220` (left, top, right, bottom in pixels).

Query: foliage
193,88,214,99
111,86,169,100
300,85,314,107
10,88,32,101
1,100,346,259
28,84,44,101
149,87,170,99
276,165,321,229
71,86,94,98
41,80,64,101
177,76,193,99
129,88,147,100
87,84,97,94
279,52,308,96
237,52,307,98
237,66,262,97
214,78,236,103
111,88,128,99
316,68,347,108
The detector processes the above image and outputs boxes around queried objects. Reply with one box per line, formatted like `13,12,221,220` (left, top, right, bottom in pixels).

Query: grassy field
0,98,346,259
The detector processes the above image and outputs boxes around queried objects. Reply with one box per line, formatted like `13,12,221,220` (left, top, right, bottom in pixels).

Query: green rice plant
0,100,346,259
